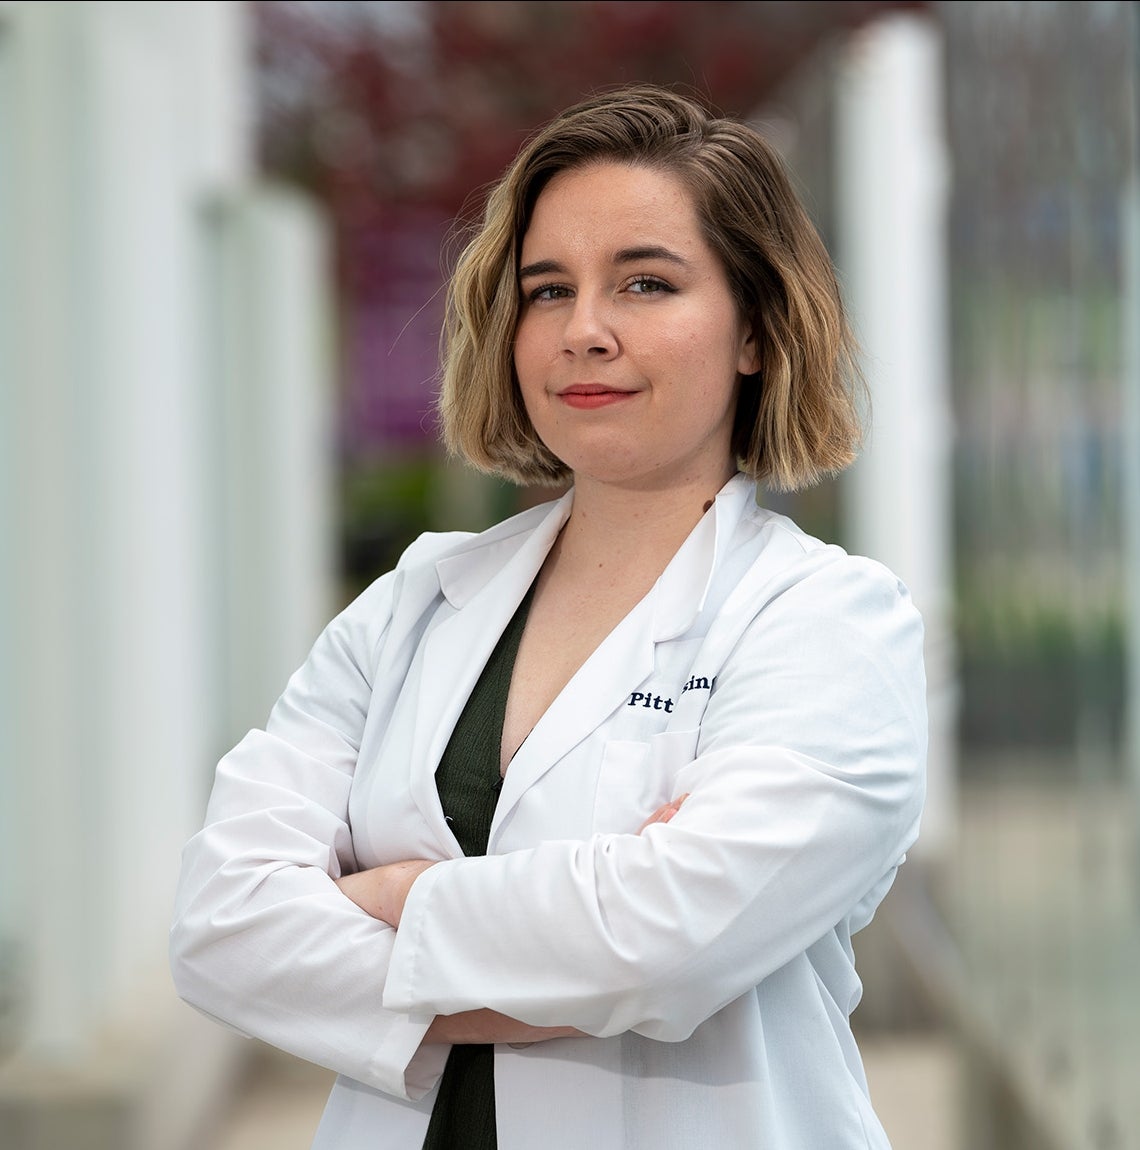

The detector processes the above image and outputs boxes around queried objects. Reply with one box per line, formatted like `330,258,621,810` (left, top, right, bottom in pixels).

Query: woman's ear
737,327,761,376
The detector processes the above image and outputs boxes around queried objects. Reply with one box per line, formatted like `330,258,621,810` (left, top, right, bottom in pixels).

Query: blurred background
0,1,1137,1147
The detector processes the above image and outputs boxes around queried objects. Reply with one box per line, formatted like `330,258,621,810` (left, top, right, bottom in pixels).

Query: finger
637,794,689,834
656,793,690,822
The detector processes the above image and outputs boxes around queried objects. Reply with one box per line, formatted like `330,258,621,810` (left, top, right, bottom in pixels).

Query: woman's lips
557,385,637,410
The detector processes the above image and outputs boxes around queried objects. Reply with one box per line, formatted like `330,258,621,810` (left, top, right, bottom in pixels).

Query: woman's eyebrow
519,247,692,280
614,245,692,268
518,259,564,280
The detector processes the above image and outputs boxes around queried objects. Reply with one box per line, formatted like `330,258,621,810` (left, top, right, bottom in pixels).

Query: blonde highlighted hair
438,84,864,491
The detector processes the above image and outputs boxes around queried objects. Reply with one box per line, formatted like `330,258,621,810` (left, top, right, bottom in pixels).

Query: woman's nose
562,293,618,357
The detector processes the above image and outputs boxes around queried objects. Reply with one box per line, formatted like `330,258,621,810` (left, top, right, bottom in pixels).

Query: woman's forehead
520,162,704,259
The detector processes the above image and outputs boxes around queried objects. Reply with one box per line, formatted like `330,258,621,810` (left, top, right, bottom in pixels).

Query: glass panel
943,2,1140,1143
0,17,26,1058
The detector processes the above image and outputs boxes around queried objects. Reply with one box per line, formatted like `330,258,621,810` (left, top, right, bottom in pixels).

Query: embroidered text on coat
626,675,714,713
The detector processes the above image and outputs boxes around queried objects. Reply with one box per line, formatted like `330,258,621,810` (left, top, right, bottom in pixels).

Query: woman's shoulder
732,499,919,629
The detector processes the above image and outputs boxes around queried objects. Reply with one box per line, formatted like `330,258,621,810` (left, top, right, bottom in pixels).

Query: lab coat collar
650,472,756,640
434,490,574,609
431,472,756,642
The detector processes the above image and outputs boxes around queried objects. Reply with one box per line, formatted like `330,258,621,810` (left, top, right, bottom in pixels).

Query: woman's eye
526,283,572,303
626,276,673,295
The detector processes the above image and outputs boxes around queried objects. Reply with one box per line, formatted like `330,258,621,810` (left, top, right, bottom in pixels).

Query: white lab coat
171,473,927,1149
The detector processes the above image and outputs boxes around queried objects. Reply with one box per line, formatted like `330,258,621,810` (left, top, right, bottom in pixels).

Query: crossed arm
334,796,688,1045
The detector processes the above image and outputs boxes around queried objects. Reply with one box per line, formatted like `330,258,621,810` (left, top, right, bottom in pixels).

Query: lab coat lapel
405,494,572,849
489,591,658,843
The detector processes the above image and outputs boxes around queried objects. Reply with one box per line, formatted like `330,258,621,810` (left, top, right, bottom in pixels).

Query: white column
205,187,336,749
0,0,88,1056
81,0,227,1030
1122,6,1140,874
836,13,957,860
0,0,122,1058
0,8,18,1042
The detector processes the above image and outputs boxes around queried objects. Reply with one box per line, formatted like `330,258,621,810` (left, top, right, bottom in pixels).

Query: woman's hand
638,793,689,833
335,859,437,927
423,1009,583,1046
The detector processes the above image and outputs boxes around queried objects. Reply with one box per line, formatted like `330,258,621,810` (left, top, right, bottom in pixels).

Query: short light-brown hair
438,84,864,491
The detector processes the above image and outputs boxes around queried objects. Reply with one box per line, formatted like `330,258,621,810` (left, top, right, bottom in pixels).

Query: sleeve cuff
368,1010,448,1101
382,859,447,1014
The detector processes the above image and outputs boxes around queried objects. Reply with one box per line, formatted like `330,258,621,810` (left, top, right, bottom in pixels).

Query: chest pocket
592,728,700,834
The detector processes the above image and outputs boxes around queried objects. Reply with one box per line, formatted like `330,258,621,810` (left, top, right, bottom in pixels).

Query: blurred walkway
204,1046,330,1150
946,764,1140,1150
864,1035,961,1150
204,1034,961,1150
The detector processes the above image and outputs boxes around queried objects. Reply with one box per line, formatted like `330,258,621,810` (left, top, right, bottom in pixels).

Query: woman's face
514,161,759,493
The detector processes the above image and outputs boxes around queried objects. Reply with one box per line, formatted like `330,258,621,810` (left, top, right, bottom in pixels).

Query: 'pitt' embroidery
626,674,714,712
627,692,674,712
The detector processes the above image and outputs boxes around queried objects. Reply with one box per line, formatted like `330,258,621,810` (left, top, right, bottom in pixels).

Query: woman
171,85,926,1149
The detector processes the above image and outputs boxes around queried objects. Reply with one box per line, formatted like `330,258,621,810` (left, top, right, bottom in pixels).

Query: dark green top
422,584,535,1150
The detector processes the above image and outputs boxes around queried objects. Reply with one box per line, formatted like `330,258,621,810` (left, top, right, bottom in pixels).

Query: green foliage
956,575,1126,752
339,454,439,601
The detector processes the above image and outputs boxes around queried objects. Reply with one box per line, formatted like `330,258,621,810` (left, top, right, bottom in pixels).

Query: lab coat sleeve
382,555,927,1041
170,558,450,1101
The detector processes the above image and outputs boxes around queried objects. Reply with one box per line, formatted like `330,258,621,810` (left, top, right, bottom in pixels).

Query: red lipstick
557,384,637,410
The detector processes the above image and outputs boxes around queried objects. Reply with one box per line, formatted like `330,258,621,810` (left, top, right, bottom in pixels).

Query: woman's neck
555,467,738,575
